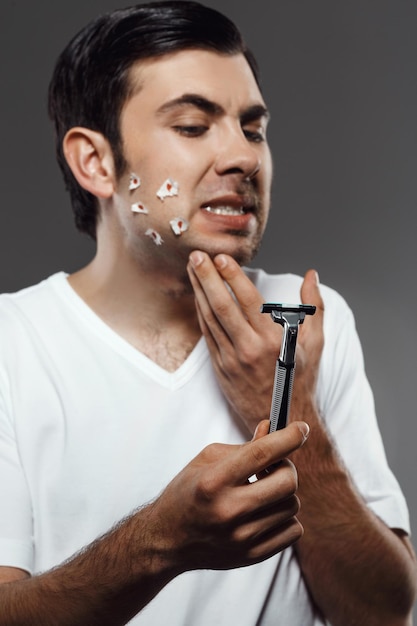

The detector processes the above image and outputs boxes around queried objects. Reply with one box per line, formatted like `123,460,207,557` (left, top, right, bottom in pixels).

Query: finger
233,493,300,544
188,264,231,352
212,254,271,331
246,517,304,562
189,266,243,369
299,269,325,343
237,459,299,521
251,420,271,476
193,296,238,381
300,269,324,317
188,251,251,335
232,421,310,482
252,419,270,441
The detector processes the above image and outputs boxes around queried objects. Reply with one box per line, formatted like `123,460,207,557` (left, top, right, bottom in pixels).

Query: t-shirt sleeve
0,369,34,573
317,288,410,534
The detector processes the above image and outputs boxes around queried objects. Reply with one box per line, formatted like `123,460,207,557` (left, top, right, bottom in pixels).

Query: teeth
203,206,246,216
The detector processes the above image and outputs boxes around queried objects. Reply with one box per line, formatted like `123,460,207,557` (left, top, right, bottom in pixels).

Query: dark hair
48,0,260,239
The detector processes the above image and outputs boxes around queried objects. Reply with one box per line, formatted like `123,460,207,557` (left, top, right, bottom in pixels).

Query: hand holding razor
261,303,316,433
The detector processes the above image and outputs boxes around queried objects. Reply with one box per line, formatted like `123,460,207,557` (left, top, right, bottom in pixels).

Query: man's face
112,49,272,269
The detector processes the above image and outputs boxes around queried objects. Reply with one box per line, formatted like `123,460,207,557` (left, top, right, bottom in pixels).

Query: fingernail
298,422,310,442
253,422,261,440
314,270,320,285
189,250,204,267
215,254,228,270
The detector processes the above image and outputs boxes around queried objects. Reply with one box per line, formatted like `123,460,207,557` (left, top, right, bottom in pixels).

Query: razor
261,303,316,432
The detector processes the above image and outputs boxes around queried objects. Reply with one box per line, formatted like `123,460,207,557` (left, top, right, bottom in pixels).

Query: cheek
261,147,273,187
259,153,273,212
126,148,198,199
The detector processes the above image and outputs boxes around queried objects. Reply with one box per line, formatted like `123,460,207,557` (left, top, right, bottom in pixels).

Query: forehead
126,49,265,112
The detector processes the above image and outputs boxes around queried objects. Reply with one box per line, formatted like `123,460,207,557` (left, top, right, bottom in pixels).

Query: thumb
300,269,322,308
252,420,310,446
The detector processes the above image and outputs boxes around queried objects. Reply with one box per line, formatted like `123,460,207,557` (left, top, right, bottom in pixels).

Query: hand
291,269,325,409
187,251,281,434
148,420,309,573
187,251,324,434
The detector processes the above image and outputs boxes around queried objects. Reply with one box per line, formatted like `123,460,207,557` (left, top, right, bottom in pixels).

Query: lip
201,193,255,213
199,194,257,231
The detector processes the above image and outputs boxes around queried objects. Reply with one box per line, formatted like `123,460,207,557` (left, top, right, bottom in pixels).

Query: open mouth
202,205,248,216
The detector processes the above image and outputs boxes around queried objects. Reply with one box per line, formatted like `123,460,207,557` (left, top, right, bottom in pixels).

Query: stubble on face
113,51,272,276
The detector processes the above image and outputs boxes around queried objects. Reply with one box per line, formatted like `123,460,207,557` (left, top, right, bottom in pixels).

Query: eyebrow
156,93,270,123
241,104,270,125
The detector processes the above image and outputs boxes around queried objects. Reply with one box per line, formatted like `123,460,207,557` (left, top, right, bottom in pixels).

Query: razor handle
269,360,295,433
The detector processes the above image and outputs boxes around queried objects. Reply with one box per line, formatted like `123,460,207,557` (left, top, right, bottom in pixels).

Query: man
0,2,415,624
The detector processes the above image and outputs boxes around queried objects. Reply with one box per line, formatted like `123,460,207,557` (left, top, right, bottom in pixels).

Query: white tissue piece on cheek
170,217,189,236
145,228,163,245
156,178,179,201
129,173,141,191
131,202,149,214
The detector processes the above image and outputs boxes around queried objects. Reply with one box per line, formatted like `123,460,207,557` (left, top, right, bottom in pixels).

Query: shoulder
0,272,67,313
0,273,69,343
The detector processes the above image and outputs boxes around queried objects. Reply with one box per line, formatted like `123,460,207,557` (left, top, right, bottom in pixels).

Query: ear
63,127,115,199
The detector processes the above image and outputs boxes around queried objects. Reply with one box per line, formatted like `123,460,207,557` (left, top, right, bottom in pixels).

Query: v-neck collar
49,272,210,390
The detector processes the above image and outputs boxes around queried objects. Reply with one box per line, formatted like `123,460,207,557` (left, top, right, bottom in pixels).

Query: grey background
1,0,416,616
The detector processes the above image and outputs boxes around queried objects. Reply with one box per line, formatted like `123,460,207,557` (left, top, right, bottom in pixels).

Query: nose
214,124,262,180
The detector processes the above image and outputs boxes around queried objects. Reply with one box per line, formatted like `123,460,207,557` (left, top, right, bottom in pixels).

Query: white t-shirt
0,270,410,625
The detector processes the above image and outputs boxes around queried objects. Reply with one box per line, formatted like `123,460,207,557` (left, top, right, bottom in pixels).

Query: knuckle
195,472,219,504
244,291,261,311
200,306,217,327
276,461,298,497
199,442,224,464
235,338,265,369
282,518,304,545
249,439,270,467
286,494,301,517
194,444,229,506
213,499,234,526
218,351,239,378
231,524,252,546
213,299,232,319
236,345,256,367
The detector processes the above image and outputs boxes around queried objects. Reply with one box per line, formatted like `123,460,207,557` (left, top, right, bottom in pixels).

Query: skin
0,421,308,625
0,51,306,624
113,50,272,269
187,250,417,625
63,50,273,370
0,48,416,624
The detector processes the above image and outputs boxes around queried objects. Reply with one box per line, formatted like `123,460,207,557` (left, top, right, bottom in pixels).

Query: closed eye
173,125,209,137
243,127,266,143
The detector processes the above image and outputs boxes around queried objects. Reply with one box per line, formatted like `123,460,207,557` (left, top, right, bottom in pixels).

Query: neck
68,239,202,371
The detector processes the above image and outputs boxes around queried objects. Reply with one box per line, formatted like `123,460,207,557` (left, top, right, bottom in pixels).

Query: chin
214,235,262,266
171,229,263,267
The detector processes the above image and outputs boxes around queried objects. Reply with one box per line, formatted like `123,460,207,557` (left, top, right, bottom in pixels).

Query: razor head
261,303,316,366
261,303,316,326
261,303,316,315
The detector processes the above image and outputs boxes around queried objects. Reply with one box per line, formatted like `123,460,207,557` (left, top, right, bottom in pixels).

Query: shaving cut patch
129,173,141,191
145,228,163,245
131,202,149,214
156,178,179,201
170,217,189,236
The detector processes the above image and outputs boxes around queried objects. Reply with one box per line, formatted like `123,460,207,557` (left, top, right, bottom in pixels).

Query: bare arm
290,268,417,626
187,250,417,625
289,397,417,626
0,421,308,626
